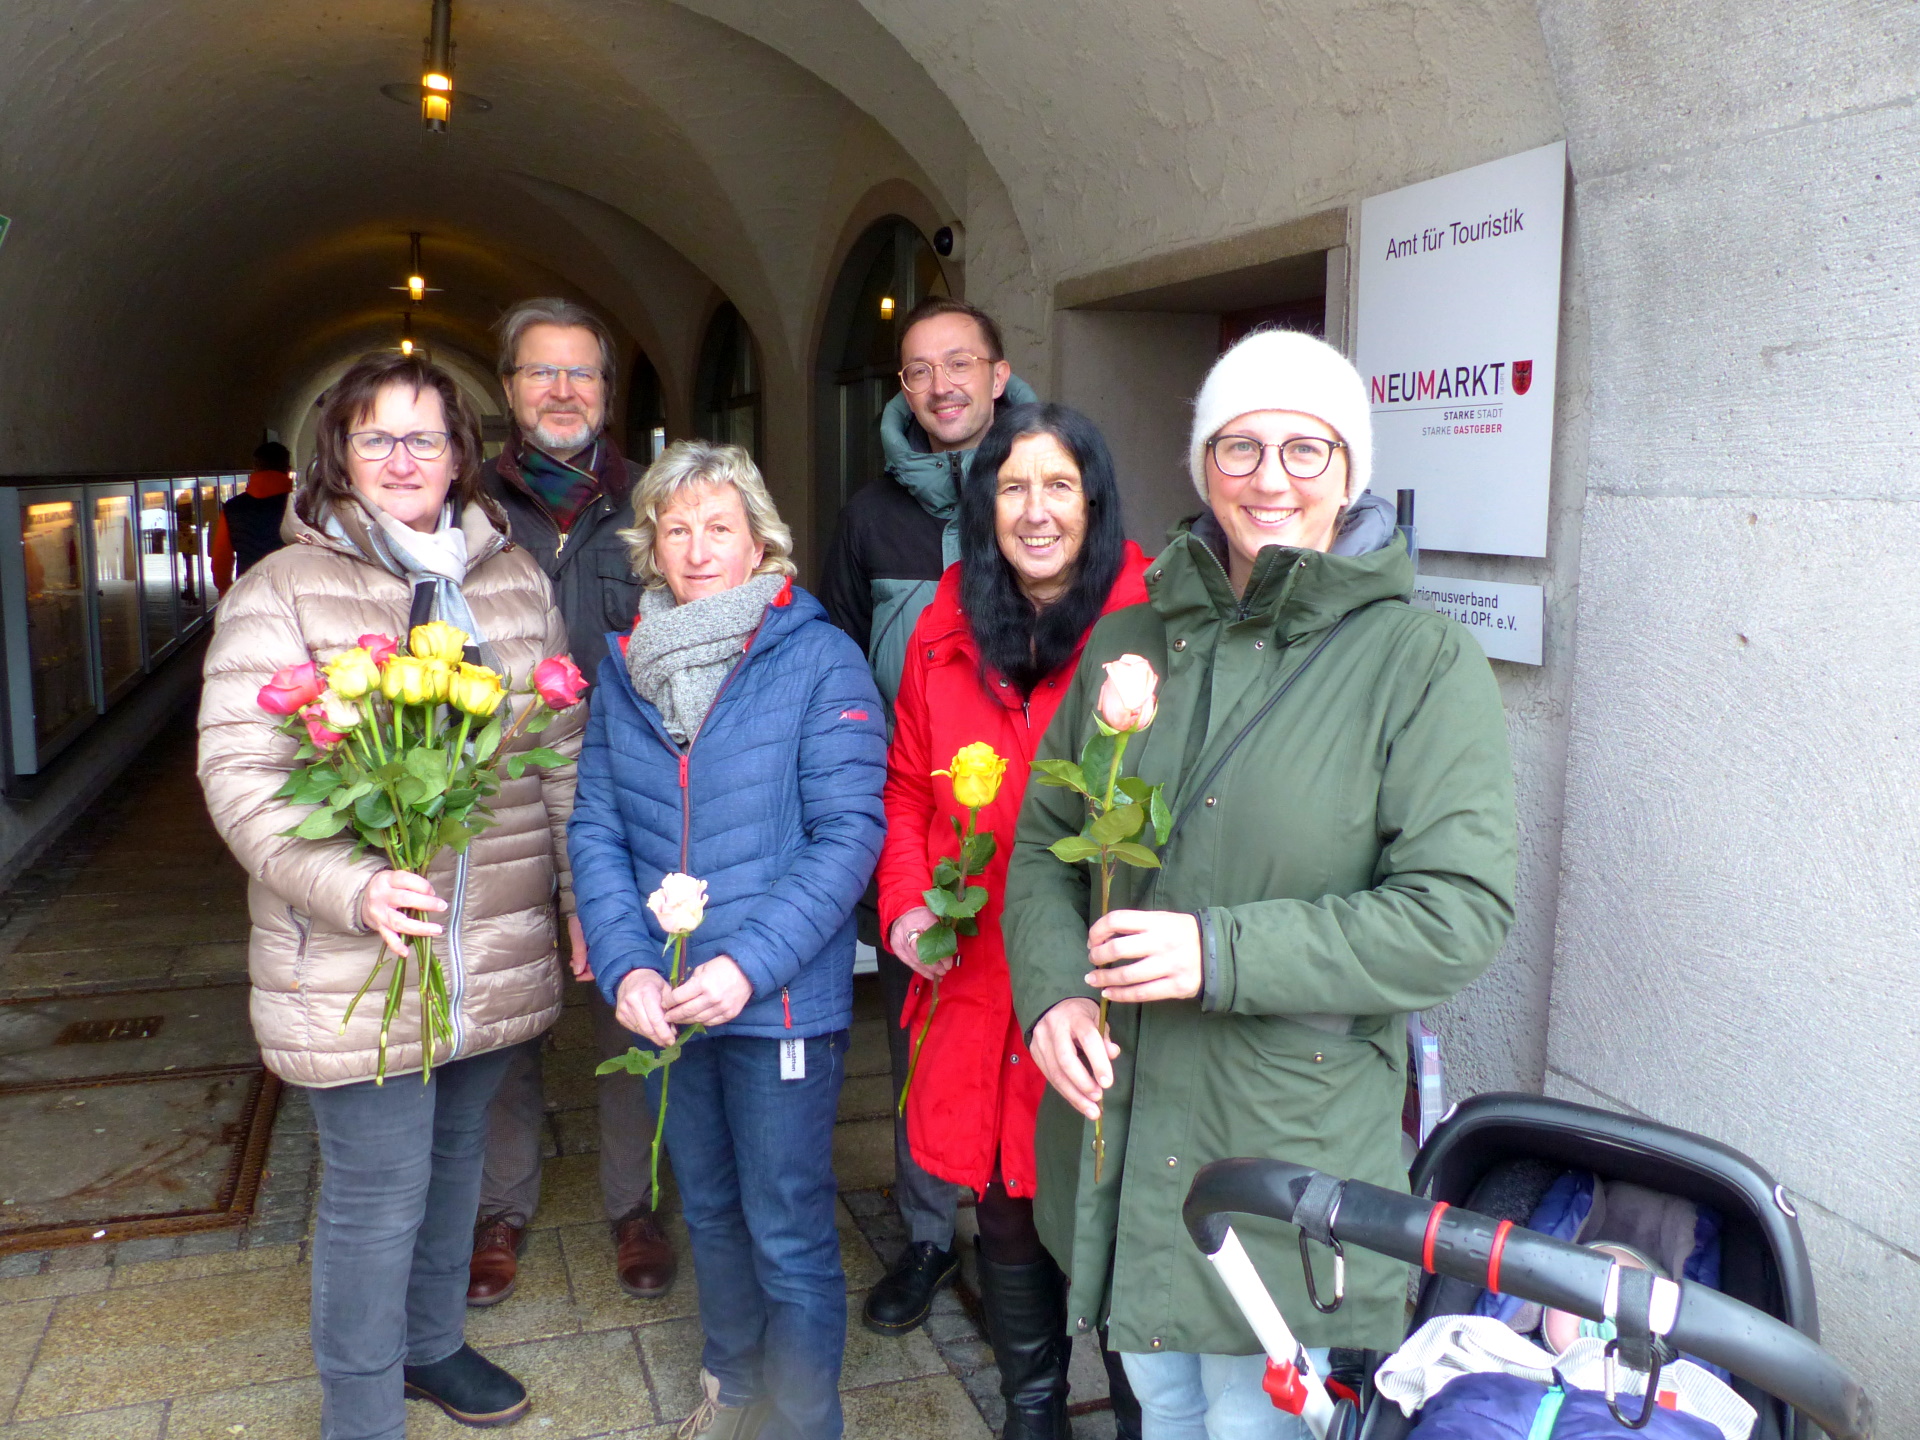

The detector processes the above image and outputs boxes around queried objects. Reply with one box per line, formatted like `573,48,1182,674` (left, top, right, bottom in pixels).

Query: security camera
933,223,964,260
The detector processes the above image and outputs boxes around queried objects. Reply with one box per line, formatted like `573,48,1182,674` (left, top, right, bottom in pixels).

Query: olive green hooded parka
1004,519,1517,1357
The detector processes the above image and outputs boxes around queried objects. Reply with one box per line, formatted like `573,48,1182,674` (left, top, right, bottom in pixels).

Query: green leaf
1048,835,1102,864
1148,784,1173,846
1089,802,1145,846
1093,713,1120,737
916,923,958,962
438,820,476,854
956,917,979,936
1116,776,1152,803
1030,759,1090,795
286,807,350,840
1108,841,1162,869
931,857,960,889
961,830,997,873
949,884,989,919
472,716,504,763
329,779,375,810
1079,730,1117,799
505,746,570,780
924,887,968,920
354,790,397,830
526,705,558,734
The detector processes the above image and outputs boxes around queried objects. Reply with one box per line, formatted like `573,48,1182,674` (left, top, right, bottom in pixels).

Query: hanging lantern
422,0,454,132
400,312,416,357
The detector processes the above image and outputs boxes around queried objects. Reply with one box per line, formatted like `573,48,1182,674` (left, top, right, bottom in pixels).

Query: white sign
1412,575,1543,666
1356,142,1566,557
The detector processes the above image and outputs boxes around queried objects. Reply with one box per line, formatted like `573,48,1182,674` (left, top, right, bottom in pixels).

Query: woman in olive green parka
1004,330,1517,1438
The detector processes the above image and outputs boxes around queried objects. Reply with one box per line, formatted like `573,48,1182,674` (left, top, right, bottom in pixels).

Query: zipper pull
555,529,569,557
782,988,792,1029
678,753,689,789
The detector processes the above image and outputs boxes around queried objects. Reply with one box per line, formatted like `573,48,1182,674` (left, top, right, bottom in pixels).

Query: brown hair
896,296,1005,365
296,352,503,530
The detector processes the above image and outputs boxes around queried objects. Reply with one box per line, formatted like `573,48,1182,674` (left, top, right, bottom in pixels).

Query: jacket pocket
597,555,641,632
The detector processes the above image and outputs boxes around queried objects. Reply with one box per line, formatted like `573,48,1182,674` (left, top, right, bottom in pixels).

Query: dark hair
295,352,503,530
253,440,290,470
897,296,1005,365
958,403,1127,695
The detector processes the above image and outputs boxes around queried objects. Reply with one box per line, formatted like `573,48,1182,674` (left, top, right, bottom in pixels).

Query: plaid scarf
518,440,602,533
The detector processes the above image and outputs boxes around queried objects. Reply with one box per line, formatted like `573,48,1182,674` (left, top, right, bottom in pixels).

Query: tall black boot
975,1247,1071,1440
1098,1327,1143,1440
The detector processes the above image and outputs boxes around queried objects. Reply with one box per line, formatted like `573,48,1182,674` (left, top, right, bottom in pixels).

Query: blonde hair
619,440,797,589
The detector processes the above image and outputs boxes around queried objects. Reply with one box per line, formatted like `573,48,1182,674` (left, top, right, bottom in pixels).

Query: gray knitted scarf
625,573,785,744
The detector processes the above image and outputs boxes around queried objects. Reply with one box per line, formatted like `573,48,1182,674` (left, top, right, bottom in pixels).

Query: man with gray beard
468,298,677,1309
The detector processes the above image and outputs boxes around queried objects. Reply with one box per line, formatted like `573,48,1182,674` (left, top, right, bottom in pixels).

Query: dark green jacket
1004,521,1516,1355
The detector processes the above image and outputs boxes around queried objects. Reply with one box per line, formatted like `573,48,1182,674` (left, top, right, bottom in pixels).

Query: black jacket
481,433,641,683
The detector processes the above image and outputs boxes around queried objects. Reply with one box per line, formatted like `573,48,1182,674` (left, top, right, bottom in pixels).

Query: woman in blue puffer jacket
567,440,886,1440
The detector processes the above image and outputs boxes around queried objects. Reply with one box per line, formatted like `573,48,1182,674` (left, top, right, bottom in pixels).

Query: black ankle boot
403,1343,530,1428
975,1248,1070,1440
1098,1326,1144,1440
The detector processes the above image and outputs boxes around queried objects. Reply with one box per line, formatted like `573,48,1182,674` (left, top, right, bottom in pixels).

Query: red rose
258,661,323,716
532,655,588,710
302,706,346,749
358,633,400,668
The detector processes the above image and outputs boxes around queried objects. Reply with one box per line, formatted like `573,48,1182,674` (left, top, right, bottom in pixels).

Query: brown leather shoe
466,1214,525,1308
615,1206,677,1298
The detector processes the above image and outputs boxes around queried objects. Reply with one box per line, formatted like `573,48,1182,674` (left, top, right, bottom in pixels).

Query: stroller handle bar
1183,1158,1873,1440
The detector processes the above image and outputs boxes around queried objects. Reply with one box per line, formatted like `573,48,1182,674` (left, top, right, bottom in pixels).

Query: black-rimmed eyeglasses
347,430,451,461
1206,434,1346,480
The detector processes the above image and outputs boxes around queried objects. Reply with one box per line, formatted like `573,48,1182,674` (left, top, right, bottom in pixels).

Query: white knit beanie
1187,329,1372,502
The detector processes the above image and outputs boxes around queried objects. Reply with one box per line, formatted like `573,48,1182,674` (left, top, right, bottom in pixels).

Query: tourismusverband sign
1356,142,1567,558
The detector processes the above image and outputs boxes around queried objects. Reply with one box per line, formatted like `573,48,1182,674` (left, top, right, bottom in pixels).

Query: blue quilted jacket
568,580,888,1038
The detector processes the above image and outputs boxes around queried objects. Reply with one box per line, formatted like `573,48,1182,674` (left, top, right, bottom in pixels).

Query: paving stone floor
0,708,1119,1438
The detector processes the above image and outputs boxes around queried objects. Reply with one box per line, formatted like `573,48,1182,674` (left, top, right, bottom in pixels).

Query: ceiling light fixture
421,0,454,132
392,232,440,302
401,311,416,357
879,296,896,321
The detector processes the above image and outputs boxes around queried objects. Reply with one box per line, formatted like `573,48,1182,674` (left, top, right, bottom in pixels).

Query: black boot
976,1248,1071,1440
402,1343,530,1427
1098,1327,1143,1440
863,1239,959,1335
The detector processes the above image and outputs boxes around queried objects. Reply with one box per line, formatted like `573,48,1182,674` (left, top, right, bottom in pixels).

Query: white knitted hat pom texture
1186,329,1372,502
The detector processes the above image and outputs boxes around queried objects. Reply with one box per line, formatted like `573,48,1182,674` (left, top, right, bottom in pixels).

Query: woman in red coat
879,402,1150,1440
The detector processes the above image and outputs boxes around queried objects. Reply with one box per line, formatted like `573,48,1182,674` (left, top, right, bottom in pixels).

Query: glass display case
139,483,178,659
91,484,144,702
1,475,223,780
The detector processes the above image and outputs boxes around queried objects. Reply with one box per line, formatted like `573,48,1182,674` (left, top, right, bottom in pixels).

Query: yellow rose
324,646,381,700
936,741,1007,811
409,621,469,664
381,654,432,706
419,658,454,705
448,662,506,717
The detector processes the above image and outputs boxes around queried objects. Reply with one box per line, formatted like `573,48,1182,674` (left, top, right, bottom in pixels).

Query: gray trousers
308,1046,513,1440
478,984,657,1224
878,948,959,1247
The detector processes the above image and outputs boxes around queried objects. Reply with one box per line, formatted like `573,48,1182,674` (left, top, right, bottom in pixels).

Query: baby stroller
1181,1093,1873,1440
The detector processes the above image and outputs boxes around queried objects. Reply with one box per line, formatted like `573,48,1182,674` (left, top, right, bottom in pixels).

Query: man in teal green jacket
1005,329,1517,1436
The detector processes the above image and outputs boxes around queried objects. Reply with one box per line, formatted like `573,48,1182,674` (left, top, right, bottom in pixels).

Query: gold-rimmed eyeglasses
899,353,991,394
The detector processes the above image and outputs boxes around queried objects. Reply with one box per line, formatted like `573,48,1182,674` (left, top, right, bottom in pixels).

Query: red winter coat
878,544,1151,1197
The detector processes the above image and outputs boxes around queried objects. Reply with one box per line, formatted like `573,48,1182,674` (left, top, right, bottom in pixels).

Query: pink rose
533,654,588,710
259,661,323,716
358,633,400,668
302,705,346,749
647,872,708,937
1097,654,1159,732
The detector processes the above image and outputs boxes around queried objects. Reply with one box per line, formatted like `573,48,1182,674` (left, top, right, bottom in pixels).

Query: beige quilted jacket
198,499,583,1087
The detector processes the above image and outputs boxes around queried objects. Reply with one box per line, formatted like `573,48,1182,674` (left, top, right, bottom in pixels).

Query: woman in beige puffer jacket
197,352,582,1437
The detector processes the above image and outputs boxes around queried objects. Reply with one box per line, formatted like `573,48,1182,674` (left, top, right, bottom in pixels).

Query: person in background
567,440,887,1440
199,351,583,1435
880,402,1149,1439
210,440,293,594
467,297,673,1310
818,296,1039,1339
1007,330,1518,1439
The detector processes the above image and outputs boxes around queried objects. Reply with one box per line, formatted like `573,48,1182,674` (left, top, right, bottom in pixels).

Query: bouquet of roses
257,622,588,1082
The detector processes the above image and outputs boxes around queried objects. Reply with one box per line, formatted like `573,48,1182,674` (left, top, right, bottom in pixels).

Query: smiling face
652,481,766,605
1204,409,1349,593
900,312,1011,453
345,382,456,533
994,431,1088,607
507,322,607,460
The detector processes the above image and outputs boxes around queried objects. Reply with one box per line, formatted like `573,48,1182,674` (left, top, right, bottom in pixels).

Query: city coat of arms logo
1511,360,1534,395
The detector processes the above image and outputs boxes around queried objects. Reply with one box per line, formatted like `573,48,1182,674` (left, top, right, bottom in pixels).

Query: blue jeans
660,1030,849,1440
1121,1350,1328,1440
305,1046,513,1440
